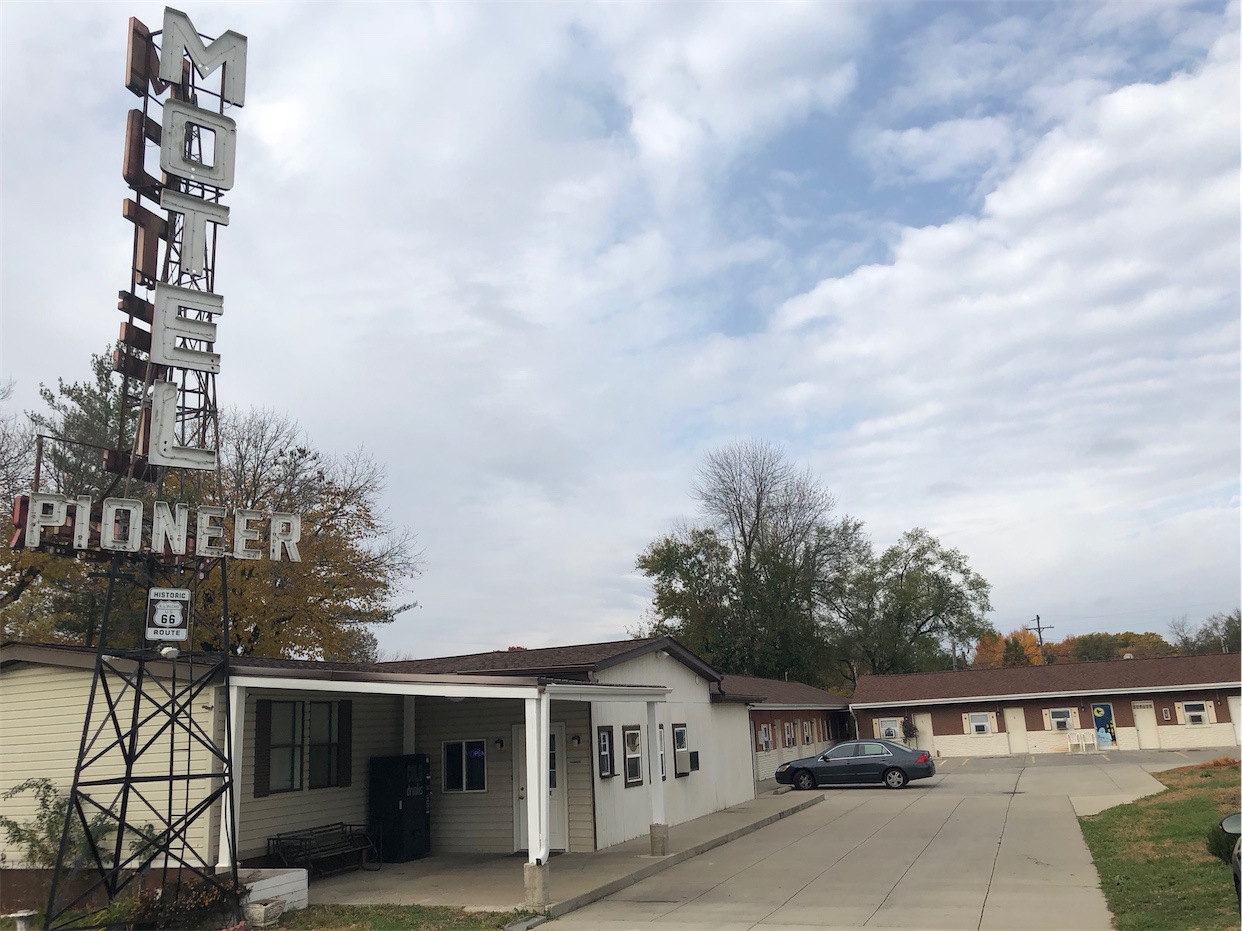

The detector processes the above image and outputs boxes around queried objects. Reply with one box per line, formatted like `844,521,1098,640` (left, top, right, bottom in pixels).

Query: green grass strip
1079,760,1240,931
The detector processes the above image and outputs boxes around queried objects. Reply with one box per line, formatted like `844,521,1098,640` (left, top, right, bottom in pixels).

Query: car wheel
883,768,908,789
794,770,815,791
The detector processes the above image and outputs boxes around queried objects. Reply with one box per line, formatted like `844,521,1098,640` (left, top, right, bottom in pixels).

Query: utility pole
1031,614,1054,661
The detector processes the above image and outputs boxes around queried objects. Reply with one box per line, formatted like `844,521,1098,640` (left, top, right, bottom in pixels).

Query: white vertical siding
593,652,753,849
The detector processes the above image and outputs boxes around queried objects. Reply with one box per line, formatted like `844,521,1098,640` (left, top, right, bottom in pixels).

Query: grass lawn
276,904,530,931
1079,756,1240,931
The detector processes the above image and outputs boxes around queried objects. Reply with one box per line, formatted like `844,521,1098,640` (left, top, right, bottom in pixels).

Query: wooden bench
267,823,380,876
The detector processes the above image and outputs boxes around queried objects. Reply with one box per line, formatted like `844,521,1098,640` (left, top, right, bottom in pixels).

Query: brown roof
380,636,721,682
851,653,1242,706
717,673,849,709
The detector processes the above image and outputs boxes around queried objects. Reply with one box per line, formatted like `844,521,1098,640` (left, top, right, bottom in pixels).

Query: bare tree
0,381,34,504
691,439,836,569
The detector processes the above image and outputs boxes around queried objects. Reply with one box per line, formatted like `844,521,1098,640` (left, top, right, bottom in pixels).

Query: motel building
850,653,1242,757
0,637,763,907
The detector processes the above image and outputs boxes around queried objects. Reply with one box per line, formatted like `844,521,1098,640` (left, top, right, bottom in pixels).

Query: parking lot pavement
545,749,1242,930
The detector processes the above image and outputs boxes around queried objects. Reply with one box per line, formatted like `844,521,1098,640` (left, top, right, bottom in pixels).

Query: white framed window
878,717,901,741
673,723,690,777
1184,702,1208,725
443,739,487,792
784,722,796,747
760,723,772,751
1050,709,1073,732
623,725,643,787
597,726,615,778
802,720,812,744
968,713,991,735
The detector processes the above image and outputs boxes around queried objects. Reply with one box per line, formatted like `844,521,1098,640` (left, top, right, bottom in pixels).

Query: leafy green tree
818,528,995,685
634,441,843,685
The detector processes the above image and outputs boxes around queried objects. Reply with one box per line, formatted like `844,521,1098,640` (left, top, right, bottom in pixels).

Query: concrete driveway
546,747,1234,930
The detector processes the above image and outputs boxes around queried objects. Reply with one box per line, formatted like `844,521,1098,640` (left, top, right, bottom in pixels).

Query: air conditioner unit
1188,712,1205,725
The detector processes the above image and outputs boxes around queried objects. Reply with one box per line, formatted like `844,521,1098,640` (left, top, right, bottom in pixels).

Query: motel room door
1003,708,1028,753
513,722,568,852
1131,701,1159,749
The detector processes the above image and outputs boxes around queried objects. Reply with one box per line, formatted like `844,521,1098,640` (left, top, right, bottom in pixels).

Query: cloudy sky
2,1,1238,659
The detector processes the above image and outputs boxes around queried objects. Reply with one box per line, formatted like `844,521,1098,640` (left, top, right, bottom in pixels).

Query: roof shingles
851,653,1241,706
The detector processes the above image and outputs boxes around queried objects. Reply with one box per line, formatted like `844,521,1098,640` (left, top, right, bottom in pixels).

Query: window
673,723,690,777
968,713,991,735
784,722,796,747
802,721,812,744
623,726,642,787
659,724,666,780
1050,709,1073,731
1184,702,1207,725
878,717,901,740
254,699,352,798
309,702,339,789
269,700,303,793
824,744,855,760
760,723,772,751
597,726,615,778
443,739,487,792
857,742,890,757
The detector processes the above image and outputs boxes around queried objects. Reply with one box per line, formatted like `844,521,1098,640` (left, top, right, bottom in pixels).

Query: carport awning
228,671,670,702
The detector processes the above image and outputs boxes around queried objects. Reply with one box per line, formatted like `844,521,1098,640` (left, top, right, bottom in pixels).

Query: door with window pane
512,722,568,852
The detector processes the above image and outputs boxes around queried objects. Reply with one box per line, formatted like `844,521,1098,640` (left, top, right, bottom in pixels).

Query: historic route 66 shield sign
146,588,191,642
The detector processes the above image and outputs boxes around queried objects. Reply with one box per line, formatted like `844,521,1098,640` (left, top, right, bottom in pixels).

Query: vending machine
368,754,432,861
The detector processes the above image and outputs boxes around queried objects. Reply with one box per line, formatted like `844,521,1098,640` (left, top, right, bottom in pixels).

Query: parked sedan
775,739,935,790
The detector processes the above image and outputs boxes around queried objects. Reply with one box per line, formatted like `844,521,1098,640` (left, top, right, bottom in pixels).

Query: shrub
1205,824,1236,865
0,779,115,868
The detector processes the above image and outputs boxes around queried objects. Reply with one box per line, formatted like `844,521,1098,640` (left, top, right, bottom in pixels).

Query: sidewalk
308,790,822,917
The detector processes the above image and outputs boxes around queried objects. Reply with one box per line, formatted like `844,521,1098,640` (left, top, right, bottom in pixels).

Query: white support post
216,684,245,869
646,700,666,848
537,689,551,863
524,697,541,863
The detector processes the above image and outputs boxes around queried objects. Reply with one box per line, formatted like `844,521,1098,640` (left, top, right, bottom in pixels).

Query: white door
1132,701,1159,749
913,713,935,755
513,723,568,852
1228,695,1241,745
1004,707,1028,754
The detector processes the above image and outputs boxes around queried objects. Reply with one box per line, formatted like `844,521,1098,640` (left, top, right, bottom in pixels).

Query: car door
815,743,858,784
851,742,891,782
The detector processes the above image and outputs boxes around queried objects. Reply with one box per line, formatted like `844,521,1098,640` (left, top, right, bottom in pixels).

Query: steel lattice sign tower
4,8,296,929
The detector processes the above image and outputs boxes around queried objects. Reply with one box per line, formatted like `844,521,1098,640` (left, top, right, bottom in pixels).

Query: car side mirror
1220,812,1241,835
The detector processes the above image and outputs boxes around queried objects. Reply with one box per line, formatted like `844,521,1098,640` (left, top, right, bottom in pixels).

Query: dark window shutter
337,700,353,787
254,699,272,798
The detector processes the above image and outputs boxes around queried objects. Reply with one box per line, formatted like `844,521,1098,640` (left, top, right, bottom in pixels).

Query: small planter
243,898,285,930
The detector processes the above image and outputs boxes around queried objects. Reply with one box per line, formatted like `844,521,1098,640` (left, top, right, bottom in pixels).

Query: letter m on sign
159,8,248,106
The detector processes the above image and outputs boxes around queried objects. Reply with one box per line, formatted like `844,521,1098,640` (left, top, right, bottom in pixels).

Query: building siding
237,689,403,860
0,663,219,866
593,652,752,849
412,697,594,855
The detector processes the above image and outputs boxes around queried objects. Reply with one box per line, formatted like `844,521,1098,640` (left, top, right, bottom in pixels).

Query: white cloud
1,1,1236,659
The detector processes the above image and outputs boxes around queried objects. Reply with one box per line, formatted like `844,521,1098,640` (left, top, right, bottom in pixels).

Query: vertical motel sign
121,7,245,472
14,7,302,562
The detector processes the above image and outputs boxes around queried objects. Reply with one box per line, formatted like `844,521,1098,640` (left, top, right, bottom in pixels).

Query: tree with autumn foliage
1,352,422,661
973,627,1043,667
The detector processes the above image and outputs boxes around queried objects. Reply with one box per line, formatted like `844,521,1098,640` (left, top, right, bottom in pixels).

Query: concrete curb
542,792,825,921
